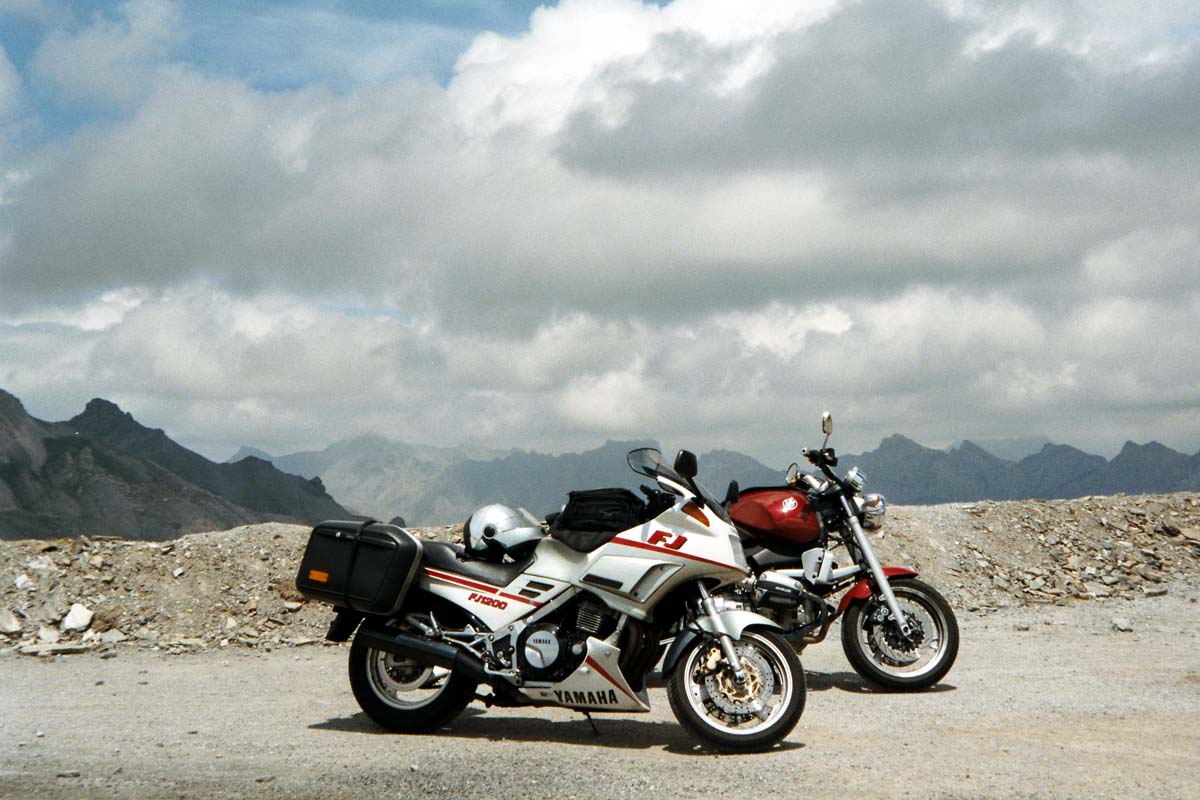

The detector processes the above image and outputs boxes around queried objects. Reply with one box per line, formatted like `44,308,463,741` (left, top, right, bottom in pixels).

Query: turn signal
681,501,710,527
308,569,329,584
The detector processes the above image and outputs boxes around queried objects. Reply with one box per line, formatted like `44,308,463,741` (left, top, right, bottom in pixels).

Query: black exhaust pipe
356,626,491,685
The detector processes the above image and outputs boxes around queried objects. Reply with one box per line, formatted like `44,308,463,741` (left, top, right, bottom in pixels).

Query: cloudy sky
1,0,1198,466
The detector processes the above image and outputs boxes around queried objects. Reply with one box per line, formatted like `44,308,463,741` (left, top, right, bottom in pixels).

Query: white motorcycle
296,447,805,752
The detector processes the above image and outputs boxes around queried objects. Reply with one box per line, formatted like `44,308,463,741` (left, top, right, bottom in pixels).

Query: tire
841,576,959,691
348,624,477,733
667,628,805,753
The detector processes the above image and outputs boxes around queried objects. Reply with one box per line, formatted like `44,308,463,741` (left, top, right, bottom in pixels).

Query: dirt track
3,591,1198,800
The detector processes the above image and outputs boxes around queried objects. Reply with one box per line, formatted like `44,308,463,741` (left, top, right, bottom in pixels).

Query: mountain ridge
0,389,353,540
242,431,1200,525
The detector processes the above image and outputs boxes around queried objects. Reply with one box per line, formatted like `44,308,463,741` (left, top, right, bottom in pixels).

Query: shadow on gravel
310,711,806,755
805,670,957,694
311,707,488,734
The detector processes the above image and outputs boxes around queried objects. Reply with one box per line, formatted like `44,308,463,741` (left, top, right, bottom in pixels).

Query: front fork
838,495,912,637
696,583,748,683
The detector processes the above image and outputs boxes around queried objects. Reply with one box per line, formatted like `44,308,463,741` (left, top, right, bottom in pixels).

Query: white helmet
463,504,544,561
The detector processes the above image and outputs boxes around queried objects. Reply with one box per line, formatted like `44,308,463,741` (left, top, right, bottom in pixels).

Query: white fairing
523,638,651,712
421,563,572,629
413,465,770,712
421,504,750,628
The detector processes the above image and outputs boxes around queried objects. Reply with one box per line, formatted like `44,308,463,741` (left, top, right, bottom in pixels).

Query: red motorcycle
721,413,958,690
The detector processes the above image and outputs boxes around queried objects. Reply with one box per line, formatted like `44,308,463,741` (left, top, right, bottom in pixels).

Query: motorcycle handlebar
799,447,845,490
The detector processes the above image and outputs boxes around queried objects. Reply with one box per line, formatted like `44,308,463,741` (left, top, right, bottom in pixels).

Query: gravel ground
3,591,1198,800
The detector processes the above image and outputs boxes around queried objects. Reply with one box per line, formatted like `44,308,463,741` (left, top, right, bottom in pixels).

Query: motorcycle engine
515,598,614,681
517,624,567,680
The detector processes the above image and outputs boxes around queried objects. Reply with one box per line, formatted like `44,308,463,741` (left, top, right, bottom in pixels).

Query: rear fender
325,608,364,642
836,567,919,615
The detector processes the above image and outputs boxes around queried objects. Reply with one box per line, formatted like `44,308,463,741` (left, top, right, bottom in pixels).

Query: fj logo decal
647,530,688,550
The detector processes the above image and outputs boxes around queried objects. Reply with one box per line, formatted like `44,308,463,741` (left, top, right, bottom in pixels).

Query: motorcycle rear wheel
667,628,805,753
348,623,477,733
841,576,958,690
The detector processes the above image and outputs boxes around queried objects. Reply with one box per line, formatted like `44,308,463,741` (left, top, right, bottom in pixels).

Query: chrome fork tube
696,583,747,682
839,495,912,636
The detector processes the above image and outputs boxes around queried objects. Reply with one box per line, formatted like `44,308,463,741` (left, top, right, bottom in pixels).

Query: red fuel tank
729,487,822,550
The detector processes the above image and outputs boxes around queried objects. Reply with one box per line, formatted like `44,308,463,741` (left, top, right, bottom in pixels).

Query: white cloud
716,301,852,359
2,278,1198,463
953,0,1200,63
3,287,149,331
449,0,835,136
32,0,183,107
1082,227,1200,296
2,0,1199,461
558,360,660,430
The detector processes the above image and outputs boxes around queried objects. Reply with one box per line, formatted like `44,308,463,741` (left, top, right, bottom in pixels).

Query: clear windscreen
627,447,732,523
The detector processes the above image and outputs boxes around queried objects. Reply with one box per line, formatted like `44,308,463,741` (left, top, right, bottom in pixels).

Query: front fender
836,566,919,614
697,608,782,640
661,610,783,678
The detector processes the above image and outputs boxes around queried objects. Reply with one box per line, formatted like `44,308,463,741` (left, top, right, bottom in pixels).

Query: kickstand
583,711,601,737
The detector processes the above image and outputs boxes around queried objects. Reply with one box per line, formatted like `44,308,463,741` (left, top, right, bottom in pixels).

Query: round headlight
845,466,867,491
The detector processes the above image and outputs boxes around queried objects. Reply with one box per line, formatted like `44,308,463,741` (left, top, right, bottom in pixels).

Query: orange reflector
308,569,329,583
681,501,710,527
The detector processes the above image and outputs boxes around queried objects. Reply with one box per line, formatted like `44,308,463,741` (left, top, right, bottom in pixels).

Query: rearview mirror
821,412,833,435
673,449,698,480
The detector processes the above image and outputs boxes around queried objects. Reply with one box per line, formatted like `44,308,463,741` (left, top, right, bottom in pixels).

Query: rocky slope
62,398,349,525
1,493,1196,657
0,390,352,540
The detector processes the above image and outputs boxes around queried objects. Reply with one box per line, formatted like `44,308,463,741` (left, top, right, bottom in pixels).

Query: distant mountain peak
80,397,130,419
947,435,1052,461
70,397,151,433
1117,440,1170,456
0,388,27,414
228,445,273,463
951,440,997,458
877,433,927,452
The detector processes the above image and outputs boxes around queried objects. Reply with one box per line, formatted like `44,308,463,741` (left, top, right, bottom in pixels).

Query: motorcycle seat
422,541,534,589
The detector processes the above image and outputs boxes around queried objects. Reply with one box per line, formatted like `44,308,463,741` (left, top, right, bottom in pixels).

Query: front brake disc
703,647,774,715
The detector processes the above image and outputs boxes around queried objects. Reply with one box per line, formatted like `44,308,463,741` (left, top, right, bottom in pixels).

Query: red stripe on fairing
585,656,638,702
423,568,540,606
611,535,747,575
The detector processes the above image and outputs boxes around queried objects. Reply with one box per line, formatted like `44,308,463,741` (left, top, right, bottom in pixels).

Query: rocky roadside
1,493,1198,659
876,492,1200,611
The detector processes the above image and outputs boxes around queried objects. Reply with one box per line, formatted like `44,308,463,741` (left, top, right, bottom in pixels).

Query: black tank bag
549,488,646,552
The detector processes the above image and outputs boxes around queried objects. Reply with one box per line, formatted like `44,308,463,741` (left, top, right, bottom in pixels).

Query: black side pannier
295,520,423,616
549,488,646,553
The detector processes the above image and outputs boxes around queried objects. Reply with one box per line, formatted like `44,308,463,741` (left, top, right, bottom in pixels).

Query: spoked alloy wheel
366,656,451,707
348,622,477,733
841,576,959,690
668,628,805,753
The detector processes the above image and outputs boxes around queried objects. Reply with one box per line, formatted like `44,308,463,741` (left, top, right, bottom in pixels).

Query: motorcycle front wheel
667,628,805,753
348,623,478,733
841,576,959,690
